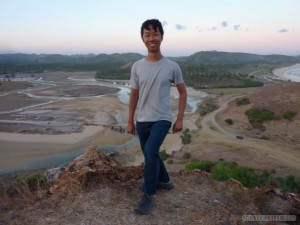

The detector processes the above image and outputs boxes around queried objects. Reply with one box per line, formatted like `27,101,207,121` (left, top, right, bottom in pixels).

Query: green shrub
182,152,191,159
246,108,275,123
211,161,260,187
245,108,275,130
16,173,49,192
159,149,171,161
282,111,297,121
210,162,235,181
278,175,300,193
236,97,250,106
180,128,191,145
225,118,233,125
185,160,215,172
185,159,300,193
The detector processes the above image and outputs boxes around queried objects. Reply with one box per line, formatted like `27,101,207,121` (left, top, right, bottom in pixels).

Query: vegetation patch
180,128,192,145
182,152,192,159
225,118,233,125
245,108,275,130
185,160,300,193
282,111,297,121
185,160,215,172
14,173,50,193
159,149,171,161
236,97,250,106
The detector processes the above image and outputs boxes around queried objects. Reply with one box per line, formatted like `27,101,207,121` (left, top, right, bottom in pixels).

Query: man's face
142,26,162,53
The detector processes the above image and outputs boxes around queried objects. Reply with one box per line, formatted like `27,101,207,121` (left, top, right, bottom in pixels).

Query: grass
185,159,300,193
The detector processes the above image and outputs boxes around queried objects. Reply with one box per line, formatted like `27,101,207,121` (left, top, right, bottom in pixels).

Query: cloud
221,21,228,28
206,21,228,31
175,24,186,30
278,28,288,33
233,24,240,31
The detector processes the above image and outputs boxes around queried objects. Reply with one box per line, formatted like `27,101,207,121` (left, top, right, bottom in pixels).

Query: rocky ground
1,147,299,225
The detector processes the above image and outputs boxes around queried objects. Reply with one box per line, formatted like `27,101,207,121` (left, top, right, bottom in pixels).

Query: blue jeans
136,120,172,196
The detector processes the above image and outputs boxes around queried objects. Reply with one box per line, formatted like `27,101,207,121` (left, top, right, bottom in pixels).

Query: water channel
0,74,208,176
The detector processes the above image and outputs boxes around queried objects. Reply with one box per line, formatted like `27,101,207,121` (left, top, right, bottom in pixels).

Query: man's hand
127,122,136,135
172,120,183,133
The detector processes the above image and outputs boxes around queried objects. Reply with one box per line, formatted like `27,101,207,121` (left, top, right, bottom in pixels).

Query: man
127,19,187,215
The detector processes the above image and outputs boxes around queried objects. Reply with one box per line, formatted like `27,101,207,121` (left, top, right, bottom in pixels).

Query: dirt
166,83,300,178
1,147,299,225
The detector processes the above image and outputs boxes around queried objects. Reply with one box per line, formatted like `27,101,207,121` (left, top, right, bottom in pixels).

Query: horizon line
0,50,299,57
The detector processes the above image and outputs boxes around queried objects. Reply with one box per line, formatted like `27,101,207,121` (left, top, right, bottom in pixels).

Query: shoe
134,194,154,215
157,177,174,190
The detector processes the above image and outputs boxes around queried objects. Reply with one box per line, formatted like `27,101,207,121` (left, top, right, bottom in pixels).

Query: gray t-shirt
130,57,184,122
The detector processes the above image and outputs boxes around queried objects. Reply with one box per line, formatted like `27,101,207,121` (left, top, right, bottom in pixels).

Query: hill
1,51,299,71
0,53,144,73
2,51,299,88
183,51,299,65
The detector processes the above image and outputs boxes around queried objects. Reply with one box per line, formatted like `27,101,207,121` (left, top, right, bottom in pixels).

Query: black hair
140,19,164,39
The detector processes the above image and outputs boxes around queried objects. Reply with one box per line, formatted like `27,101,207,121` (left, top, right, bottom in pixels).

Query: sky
0,0,300,56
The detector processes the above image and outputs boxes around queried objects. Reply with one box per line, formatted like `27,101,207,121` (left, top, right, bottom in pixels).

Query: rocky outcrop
46,146,143,194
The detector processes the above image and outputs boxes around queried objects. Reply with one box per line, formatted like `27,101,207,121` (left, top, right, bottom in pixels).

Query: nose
149,35,155,41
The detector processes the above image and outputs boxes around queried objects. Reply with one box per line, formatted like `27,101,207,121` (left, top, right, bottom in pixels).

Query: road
196,95,300,176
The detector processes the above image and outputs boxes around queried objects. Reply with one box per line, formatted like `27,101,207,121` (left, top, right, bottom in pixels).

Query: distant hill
0,53,144,73
1,51,299,88
179,51,300,65
1,51,299,73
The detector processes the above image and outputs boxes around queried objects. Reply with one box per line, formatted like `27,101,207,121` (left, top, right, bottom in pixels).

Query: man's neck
146,51,163,62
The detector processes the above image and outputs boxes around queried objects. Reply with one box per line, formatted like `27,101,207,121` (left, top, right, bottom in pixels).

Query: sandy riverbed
2,67,299,178
0,72,208,176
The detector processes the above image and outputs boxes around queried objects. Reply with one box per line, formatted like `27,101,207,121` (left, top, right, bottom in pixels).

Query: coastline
273,63,300,82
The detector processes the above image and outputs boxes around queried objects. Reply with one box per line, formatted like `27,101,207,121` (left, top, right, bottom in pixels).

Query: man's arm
173,83,187,133
127,88,139,135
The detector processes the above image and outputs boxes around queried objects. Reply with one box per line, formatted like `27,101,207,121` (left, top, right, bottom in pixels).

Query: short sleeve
130,62,139,89
173,64,184,85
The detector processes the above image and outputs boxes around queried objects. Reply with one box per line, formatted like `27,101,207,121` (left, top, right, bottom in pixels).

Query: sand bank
0,126,104,144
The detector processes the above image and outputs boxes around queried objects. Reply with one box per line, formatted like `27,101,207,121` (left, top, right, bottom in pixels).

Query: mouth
149,42,157,48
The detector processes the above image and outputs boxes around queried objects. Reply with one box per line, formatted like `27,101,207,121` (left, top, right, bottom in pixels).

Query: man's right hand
127,122,136,135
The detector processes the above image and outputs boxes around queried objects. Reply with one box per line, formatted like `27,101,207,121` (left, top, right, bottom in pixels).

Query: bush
245,108,275,130
180,128,191,145
185,160,215,172
278,175,300,193
282,111,297,121
16,173,49,192
225,118,233,125
159,149,171,161
211,162,261,187
236,97,250,106
182,152,191,159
